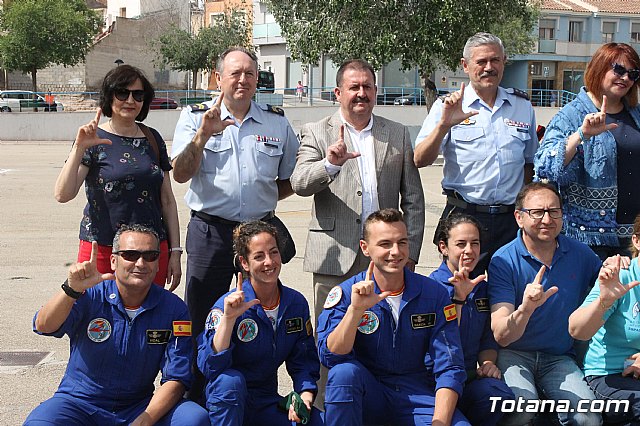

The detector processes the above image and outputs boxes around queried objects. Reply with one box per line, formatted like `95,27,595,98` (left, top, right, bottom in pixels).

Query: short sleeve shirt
79,127,171,245
171,100,299,221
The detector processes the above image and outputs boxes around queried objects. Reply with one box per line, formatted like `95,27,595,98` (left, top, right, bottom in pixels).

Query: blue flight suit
429,262,514,426
317,268,469,426
24,280,209,426
197,279,322,426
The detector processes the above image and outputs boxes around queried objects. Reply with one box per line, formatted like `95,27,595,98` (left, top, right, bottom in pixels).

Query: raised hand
448,256,486,301
598,255,640,307
581,95,618,139
222,272,260,320
520,265,558,314
68,241,115,292
350,262,391,312
440,82,479,128
75,108,112,151
199,92,235,139
327,125,361,166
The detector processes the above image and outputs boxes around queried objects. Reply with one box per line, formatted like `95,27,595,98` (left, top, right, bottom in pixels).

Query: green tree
0,0,102,93
154,9,252,88
267,0,539,93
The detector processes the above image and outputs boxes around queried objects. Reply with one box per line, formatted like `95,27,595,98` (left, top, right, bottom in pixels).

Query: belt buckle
489,206,501,214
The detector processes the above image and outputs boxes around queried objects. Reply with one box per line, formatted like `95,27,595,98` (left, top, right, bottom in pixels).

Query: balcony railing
538,39,556,53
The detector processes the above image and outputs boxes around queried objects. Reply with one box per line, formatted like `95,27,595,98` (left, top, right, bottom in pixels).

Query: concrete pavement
0,140,447,424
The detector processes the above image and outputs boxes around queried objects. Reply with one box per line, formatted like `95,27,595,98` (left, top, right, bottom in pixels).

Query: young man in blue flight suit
171,46,299,402
24,225,209,426
317,208,469,426
196,221,321,425
414,32,538,276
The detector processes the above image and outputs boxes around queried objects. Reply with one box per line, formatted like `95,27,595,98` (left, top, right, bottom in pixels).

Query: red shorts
77,239,168,287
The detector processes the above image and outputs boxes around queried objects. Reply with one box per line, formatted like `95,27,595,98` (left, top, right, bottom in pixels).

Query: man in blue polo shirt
489,182,602,426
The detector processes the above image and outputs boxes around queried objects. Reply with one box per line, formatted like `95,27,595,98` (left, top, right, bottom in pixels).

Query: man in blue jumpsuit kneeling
317,208,470,425
24,225,209,426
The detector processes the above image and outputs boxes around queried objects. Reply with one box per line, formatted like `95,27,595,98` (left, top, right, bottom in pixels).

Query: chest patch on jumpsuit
411,313,436,329
237,318,258,342
147,329,171,344
87,318,112,342
285,317,303,333
357,311,380,334
475,298,490,312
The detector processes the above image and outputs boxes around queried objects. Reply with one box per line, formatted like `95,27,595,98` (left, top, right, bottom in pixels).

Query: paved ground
0,141,446,424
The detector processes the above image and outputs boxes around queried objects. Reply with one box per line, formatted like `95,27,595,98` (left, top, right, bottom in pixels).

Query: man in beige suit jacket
290,59,425,325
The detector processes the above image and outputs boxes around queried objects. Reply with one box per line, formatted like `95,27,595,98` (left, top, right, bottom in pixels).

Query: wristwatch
61,279,83,299
451,297,466,305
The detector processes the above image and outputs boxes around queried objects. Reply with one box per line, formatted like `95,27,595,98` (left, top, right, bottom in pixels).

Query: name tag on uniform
146,329,171,344
475,298,490,312
285,317,303,333
411,313,435,329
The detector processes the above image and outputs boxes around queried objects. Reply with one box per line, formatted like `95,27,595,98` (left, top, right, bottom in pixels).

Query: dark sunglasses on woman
113,250,160,262
612,63,640,82
114,88,145,102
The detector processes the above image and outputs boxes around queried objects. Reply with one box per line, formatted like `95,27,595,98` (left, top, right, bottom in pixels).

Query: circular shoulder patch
237,318,259,342
324,286,343,309
357,311,380,334
87,318,112,342
205,309,223,331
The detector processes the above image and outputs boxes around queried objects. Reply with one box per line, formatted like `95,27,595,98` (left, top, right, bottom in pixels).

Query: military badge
87,318,112,343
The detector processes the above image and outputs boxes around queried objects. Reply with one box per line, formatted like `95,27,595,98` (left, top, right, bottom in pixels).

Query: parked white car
0,90,63,112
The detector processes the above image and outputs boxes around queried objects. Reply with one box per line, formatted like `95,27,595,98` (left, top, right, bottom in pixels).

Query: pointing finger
533,265,546,285
365,261,375,282
236,272,243,292
90,241,99,265
601,95,607,114
339,125,345,144
626,281,640,291
94,108,102,124
460,82,466,97
214,91,225,108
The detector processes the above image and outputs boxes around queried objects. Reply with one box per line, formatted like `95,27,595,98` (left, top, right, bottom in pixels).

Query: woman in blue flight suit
429,213,514,426
196,221,322,426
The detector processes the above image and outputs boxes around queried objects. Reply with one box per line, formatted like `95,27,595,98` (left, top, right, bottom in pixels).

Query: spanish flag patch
173,321,192,336
443,304,457,322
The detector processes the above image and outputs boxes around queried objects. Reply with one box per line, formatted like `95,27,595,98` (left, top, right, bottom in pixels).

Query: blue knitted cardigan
534,87,640,247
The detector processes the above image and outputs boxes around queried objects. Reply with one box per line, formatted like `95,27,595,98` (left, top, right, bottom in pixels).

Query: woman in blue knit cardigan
535,43,640,259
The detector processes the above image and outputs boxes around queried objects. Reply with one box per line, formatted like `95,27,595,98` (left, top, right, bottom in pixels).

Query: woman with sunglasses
54,65,181,290
197,221,321,425
535,43,640,260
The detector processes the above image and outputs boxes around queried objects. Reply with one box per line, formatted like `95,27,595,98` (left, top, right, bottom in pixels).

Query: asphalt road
0,140,447,424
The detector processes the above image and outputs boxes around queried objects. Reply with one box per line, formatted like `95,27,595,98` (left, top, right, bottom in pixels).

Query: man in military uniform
414,32,539,275
171,47,299,401
317,209,468,426
24,225,208,425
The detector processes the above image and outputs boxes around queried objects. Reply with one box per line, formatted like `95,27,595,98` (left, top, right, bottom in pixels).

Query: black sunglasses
612,63,640,82
114,88,145,102
113,250,160,262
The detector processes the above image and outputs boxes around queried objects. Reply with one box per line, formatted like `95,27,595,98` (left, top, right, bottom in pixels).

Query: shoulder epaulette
189,103,210,113
263,104,285,116
507,88,530,101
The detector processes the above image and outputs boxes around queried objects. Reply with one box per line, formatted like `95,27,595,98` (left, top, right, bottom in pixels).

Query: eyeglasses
519,208,563,220
612,63,640,82
112,250,160,262
114,88,145,102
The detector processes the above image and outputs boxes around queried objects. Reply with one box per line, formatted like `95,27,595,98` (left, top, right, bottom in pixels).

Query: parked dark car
149,97,178,110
